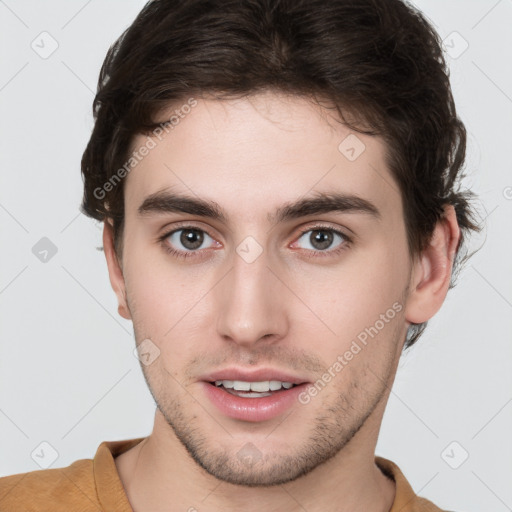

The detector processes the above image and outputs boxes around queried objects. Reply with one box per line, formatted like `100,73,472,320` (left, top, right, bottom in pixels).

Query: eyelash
157,223,352,260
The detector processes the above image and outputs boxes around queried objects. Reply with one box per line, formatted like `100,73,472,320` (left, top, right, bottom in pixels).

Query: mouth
208,379,300,398
201,375,310,422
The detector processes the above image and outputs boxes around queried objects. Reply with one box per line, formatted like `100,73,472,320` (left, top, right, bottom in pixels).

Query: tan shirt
0,438,447,511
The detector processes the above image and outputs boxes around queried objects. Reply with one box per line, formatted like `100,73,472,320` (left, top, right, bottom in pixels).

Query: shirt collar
94,437,145,512
93,438,424,512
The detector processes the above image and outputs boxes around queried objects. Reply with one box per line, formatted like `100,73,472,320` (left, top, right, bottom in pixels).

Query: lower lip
201,382,308,422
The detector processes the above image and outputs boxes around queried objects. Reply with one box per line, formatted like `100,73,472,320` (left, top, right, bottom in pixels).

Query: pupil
311,230,332,250
181,229,203,250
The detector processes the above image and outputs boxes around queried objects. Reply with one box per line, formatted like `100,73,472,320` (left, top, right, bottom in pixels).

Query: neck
115,409,395,512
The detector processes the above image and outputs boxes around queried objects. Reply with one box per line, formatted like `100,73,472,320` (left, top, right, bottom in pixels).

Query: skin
104,92,460,512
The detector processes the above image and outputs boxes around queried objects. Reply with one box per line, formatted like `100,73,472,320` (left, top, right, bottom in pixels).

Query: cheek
291,245,408,356
123,242,220,356
122,220,409,364
123,245,187,332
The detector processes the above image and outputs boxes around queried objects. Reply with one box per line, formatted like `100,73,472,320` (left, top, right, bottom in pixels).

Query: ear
103,221,132,320
404,204,461,324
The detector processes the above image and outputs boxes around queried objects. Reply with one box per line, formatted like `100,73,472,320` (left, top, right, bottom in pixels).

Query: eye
158,224,350,260
294,226,349,254
162,227,217,256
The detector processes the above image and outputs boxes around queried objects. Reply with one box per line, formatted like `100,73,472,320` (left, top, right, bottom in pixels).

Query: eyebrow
137,190,381,224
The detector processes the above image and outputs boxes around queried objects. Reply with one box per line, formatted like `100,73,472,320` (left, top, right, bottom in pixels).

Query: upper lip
200,368,309,385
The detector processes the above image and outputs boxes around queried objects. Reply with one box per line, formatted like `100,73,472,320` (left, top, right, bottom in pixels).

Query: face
111,93,414,486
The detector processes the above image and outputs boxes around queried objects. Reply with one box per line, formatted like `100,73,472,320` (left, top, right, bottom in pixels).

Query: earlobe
404,205,461,324
102,221,132,320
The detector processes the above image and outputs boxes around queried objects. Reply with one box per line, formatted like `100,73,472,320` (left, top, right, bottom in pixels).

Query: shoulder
414,496,452,512
0,458,98,512
375,456,450,512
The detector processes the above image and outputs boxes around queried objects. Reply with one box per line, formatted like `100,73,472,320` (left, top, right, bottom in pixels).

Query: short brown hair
80,0,480,348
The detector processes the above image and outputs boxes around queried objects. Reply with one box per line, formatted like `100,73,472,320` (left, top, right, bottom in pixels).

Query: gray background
1,1,511,510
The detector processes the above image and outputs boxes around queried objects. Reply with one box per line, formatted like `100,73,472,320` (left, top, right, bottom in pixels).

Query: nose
215,244,289,348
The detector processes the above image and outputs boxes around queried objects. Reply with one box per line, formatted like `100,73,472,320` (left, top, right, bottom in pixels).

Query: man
0,0,478,510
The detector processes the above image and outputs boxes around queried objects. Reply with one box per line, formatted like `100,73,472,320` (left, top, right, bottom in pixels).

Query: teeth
269,380,283,391
215,380,234,388
249,381,270,392
234,380,251,391
214,380,295,392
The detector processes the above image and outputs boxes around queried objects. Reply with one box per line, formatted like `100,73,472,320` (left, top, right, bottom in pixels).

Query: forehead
124,93,401,224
